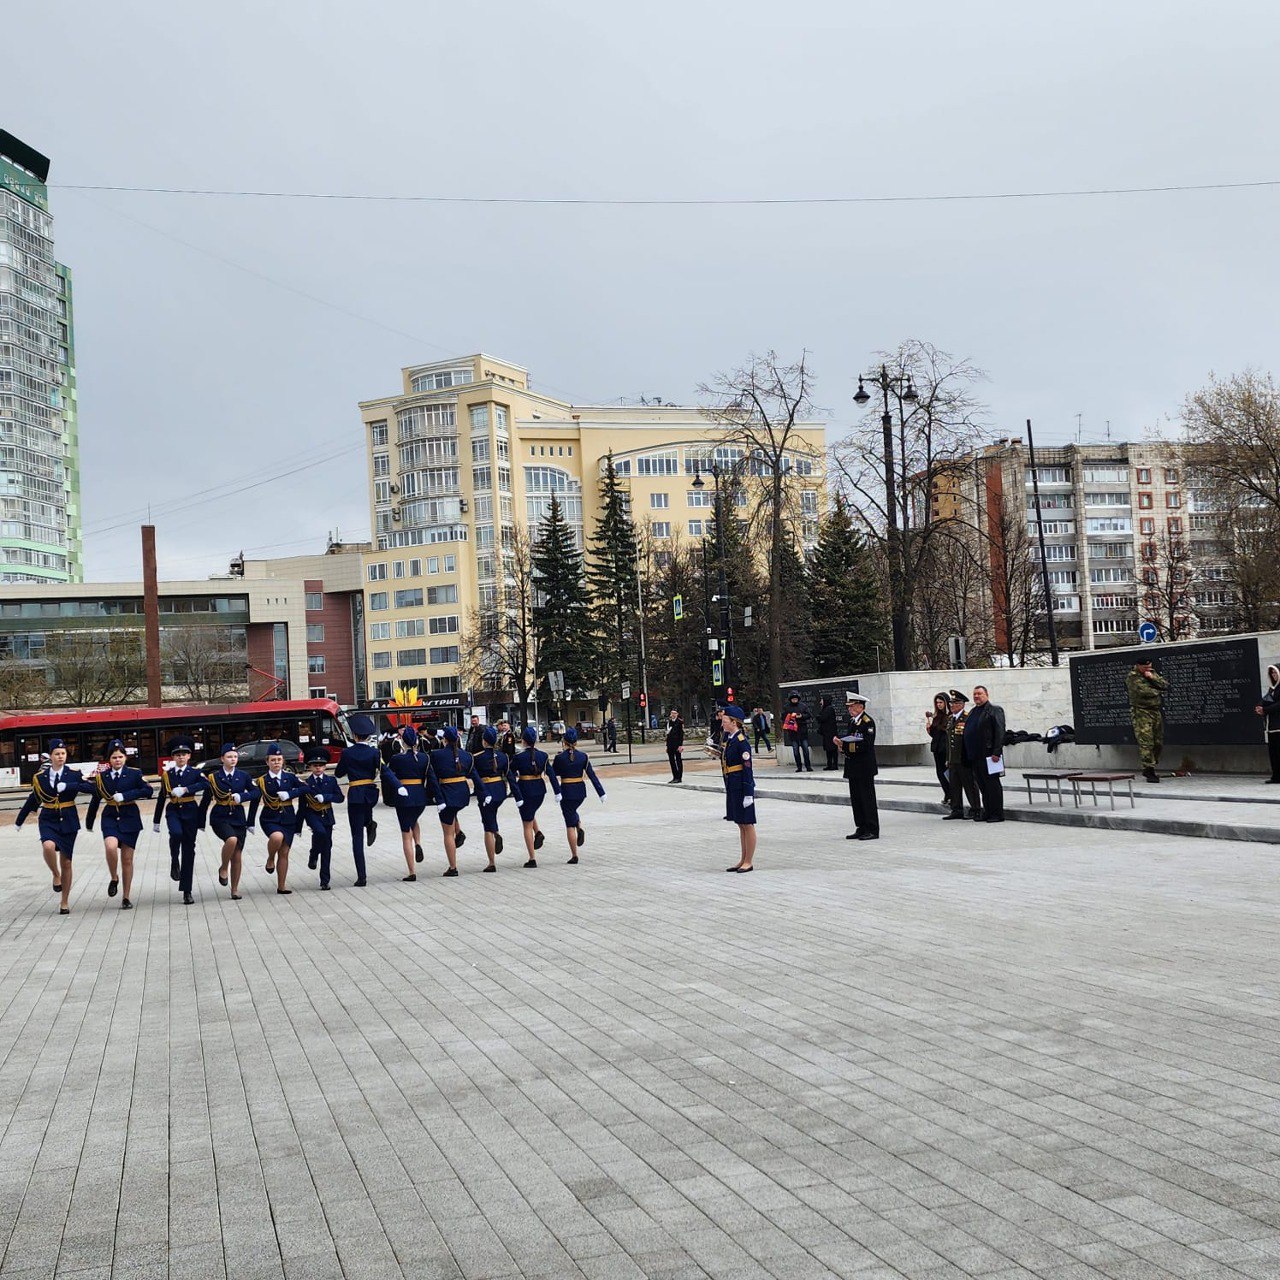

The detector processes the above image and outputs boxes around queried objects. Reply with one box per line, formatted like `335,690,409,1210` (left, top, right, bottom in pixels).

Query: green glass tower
0,130,81,583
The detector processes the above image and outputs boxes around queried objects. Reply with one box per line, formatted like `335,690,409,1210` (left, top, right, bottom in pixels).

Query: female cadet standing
246,742,307,895
718,704,757,873
335,712,380,886
469,724,524,872
549,726,605,863
15,737,86,914
84,737,153,909
300,746,345,889
152,737,208,906
426,724,472,877
380,725,432,881
511,724,560,868
198,743,256,899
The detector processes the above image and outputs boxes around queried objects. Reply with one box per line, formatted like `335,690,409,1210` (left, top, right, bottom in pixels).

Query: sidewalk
648,761,1280,844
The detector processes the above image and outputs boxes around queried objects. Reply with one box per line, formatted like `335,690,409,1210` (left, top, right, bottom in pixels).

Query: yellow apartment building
357,354,827,708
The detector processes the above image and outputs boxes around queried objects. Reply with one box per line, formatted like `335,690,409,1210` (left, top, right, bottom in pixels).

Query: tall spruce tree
531,494,594,696
807,495,889,676
586,453,639,695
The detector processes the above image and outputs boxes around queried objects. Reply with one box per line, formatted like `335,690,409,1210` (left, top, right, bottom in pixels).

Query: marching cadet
335,713,380,886
469,724,524,872
380,725,432,881
15,737,86,915
152,737,209,905
245,743,307,895
198,743,256,899
426,724,473,877
511,724,560,868
85,737,153,909
549,726,605,863
300,746,345,890
717,704,757,873
842,693,879,841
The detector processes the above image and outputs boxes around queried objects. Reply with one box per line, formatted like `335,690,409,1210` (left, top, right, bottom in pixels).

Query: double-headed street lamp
691,455,746,696
854,364,917,671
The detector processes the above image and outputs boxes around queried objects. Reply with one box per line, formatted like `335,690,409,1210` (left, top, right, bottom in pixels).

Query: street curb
642,780,1280,846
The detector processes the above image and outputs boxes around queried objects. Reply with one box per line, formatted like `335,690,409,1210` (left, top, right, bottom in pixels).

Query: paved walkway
2,783,1279,1278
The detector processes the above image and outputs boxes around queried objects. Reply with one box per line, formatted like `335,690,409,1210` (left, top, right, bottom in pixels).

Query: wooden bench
1066,772,1136,810
1021,772,1077,806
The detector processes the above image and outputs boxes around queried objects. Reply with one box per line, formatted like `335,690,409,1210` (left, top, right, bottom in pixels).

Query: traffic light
638,692,647,709
727,686,735,703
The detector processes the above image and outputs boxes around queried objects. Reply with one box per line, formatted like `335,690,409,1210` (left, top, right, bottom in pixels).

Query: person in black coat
962,685,1006,822
926,691,951,802
841,693,879,840
817,696,840,770
665,710,685,783
1256,664,1280,783
465,715,486,756
783,691,813,772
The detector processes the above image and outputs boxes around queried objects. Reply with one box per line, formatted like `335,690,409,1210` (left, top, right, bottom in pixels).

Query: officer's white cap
846,691,866,706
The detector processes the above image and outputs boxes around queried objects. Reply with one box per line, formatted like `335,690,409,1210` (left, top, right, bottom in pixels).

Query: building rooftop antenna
1075,413,1082,443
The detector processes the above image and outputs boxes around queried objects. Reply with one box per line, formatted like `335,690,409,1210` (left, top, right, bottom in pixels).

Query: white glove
113,792,125,803
397,786,409,797
56,781,67,793
437,803,447,812
277,790,290,801
172,786,187,798
483,795,492,806
152,824,161,834
598,794,607,805
231,793,241,804
742,795,754,807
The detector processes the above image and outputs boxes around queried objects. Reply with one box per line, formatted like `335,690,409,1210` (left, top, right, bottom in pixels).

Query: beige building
357,354,826,706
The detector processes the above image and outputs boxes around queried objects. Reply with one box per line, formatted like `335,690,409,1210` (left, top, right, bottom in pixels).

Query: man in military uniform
1126,655,1168,782
842,693,879,841
942,690,982,821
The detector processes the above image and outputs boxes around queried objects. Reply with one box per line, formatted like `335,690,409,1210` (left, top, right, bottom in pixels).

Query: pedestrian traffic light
639,692,647,708
727,686,735,702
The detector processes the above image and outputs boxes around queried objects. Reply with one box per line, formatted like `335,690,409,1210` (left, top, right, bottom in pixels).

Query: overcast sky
8,0,1280,581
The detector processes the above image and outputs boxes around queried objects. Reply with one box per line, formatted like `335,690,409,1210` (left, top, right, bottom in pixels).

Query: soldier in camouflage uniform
1126,656,1168,782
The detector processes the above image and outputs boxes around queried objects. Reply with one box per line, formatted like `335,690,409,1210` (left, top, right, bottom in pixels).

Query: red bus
0,698,351,786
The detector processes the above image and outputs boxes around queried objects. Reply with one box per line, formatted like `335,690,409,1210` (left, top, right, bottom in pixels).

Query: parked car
195,739,304,779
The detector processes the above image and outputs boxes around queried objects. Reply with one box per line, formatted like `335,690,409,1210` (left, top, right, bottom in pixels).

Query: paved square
2,779,1279,1278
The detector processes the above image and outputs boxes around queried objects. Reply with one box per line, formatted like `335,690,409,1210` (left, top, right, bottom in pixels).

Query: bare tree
0,655,45,709
1182,370,1280,515
986,494,1046,666
1138,528,1197,641
833,340,988,669
914,521,995,668
45,631,146,707
163,626,247,701
701,351,819,713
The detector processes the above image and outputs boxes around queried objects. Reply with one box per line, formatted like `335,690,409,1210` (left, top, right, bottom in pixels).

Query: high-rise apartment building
358,354,826,705
0,131,80,584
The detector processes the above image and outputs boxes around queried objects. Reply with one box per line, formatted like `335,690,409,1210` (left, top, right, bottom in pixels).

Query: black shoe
414,842,423,862
455,829,467,847
443,867,458,877
567,856,579,864
1143,768,1160,783
495,834,504,855
482,865,496,873
533,830,544,850
736,866,754,873
320,883,331,891
366,820,377,845
524,859,538,868
857,833,879,841
231,894,242,900
845,832,862,840
576,826,585,847
121,899,132,910
308,855,318,871
984,816,1005,823
59,908,69,915
970,813,984,821
218,874,228,887
183,893,194,905
170,863,180,883
276,888,293,895
108,879,119,898
943,813,964,820
354,878,367,887
804,766,813,772
402,874,416,882
726,865,742,872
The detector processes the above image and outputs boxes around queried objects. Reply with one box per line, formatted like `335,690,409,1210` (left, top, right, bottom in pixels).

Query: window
427,556,440,574
1140,518,1155,535
497,464,511,491
652,522,671,538
496,438,509,462
472,438,490,462
373,452,390,478
306,624,325,643
372,651,392,669
368,563,387,581
369,592,389,611
1082,467,1128,485
1029,493,1072,510
410,367,472,391
308,656,326,674
397,648,427,666
1140,543,1157,562
1092,617,1134,635
374,479,391,504
1046,569,1077,585
429,615,459,634
1085,517,1131,534
650,493,669,509
1141,567,1158,585
1026,466,1069,484
687,489,713,508
370,622,390,641
1138,493,1153,509
373,681,393,700
427,585,458,605
1165,468,1179,484
1089,566,1132,584
688,520,704,536
1166,492,1181,508
393,560,405,578
1094,594,1138,610
309,687,327,700
444,555,456,573
1041,544,1076,561
469,405,490,431
395,618,425,638
473,466,492,491
430,645,460,665
432,676,460,695
801,489,819,516
370,420,389,446
409,559,422,576
1084,492,1129,507
1168,517,1183,534
1050,596,1079,612
1136,467,1151,483
1037,521,1074,536
394,588,423,609
305,592,323,611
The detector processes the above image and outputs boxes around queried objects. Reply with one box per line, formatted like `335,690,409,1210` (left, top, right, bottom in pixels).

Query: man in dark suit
963,685,1006,823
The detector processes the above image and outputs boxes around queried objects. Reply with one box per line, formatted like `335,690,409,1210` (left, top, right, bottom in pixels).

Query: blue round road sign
1137,621,1158,643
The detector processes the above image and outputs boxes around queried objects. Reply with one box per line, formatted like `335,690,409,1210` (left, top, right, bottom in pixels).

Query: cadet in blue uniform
549,727,605,863
381,725,432,881
152,737,209,905
426,725,472,877
470,725,524,872
334,713,380,886
85,737,153,909
15,737,85,915
245,742,307,895
512,724,560,868
198,743,256,899
300,746,345,890
718,704,757,872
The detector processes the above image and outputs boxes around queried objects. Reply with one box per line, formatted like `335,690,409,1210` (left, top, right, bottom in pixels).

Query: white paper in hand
986,757,1006,776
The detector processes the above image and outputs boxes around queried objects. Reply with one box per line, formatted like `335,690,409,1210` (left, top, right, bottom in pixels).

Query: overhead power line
49,177,1280,206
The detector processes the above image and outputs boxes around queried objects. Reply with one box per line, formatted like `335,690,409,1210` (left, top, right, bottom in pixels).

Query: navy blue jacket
85,766,153,831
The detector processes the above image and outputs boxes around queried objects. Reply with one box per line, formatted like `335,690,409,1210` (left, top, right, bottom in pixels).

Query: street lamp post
854,364,917,671
692,457,743,697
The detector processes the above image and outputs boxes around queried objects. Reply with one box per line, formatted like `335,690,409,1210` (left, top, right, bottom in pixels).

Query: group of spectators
926,686,1008,822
